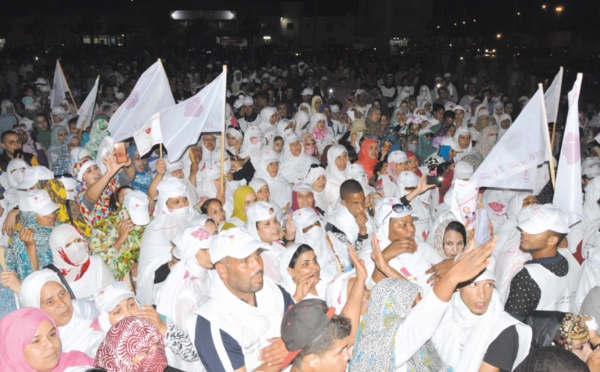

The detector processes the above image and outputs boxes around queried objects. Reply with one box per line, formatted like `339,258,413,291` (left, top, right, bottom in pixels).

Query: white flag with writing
470,87,550,190
545,67,563,124
50,60,70,109
553,73,583,223
76,77,99,131
160,71,226,161
108,60,175,142
134,112,163,157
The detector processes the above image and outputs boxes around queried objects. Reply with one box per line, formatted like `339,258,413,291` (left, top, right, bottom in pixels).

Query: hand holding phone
426,175,443,187
113,142,128,164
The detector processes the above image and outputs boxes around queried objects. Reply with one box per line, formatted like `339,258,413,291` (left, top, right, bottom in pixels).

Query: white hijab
239,125,265,161
279,132,312,183
324,144,349,210
245,201,284,284
255,148,291,208
258,107,278,139
277,243,328,300
306,165,328,214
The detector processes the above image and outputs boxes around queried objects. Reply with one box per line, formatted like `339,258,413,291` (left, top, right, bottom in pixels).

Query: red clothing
357,138,379,179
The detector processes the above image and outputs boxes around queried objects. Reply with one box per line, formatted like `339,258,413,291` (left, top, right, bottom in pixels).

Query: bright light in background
171,10,236,20
542,4,547,9
496,33,502,39
555,5,564,13
263,36,271,41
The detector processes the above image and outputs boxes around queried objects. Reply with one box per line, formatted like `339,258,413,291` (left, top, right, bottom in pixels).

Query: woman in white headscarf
258,107,279,142
246,201,285,284
473,125,499,158
417,85,433,104
0,158,29,208
324,144,350,212
309,113,336,154
49,224,116,300
293,109,311,136
254,148,291,208
492,102,505,125
239,125,265,167
19,269,104,357
497,113,512,140
306,165,328,214
137,176,199,305
197,162,235,217
155,220,216,329
396,170,432,241
278,243,329,302
292,207,343,284
279,132,313,183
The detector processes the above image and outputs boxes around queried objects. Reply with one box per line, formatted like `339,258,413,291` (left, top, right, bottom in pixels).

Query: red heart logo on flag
145,127,152,134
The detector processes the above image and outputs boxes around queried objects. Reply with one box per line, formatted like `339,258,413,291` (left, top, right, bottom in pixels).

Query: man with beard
189,228,295,372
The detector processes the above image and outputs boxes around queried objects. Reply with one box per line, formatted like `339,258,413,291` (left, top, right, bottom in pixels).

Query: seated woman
47,126,68,170
279,243,329,302
248,177,284,218
73,151,135,227
49,224,116,300
5,190,59,281
52,133,80,176
324,144,349,212
155,220,216,329
221,185,256,230
200,198,226,230
356,138,379,181
90,189,150,283
94,282,201,370
246,201,286,283
0,307,93,371
254,148,292,208
19,269,104,357
306,164,328,215
94,317,176,372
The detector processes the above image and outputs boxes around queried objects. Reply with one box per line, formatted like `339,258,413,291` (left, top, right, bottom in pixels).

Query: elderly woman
49,224,116,300
0,307,93,371
5,190,59,281
19,269,105,356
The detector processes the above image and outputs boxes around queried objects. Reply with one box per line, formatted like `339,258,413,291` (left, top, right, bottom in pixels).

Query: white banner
50,60,70,109
108,60,175,142
76,76,99,130
470,87,550,190
545,67,563,124
553,73,583,223
134,112,163,157
160,70,226,161
451,179,479,227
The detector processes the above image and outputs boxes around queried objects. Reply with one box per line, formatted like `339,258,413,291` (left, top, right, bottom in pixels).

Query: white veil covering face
19,269,104,357
155,220,213,329
137,176,199,305
254,148,291,208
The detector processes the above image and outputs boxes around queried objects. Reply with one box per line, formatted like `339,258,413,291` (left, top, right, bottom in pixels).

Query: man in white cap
189,228,295,372
354,89,370,118
505,204,581,320
432,265,532,371
237,96,260,132
300,88,313,104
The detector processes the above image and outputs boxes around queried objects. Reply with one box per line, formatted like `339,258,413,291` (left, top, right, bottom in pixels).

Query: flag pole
539,83,556,189
220,65,228,195
549,66,564,153
79,75,100,132
57,60,79,112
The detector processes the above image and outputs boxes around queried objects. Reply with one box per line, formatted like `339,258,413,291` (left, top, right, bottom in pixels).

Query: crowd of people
0,46,600,372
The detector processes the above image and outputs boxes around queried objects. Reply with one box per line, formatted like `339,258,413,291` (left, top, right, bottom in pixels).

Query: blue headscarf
0,266,16,320
53,133,77,176
126,145,153,193
5,211,56,281
438,145,452,162
319,104,334,128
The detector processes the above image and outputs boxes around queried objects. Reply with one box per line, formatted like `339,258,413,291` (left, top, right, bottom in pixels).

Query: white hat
51,107,66,116
94,282,135,313
58,176,78,201
233,97,244,109
243,96,254,106
115,92,125,100
34,78,48,85
388,150,408,164
18,166,54,190
166,160,184,173
292,183,313,193
518,96,529,103
18,117,34,130
330,104,340,113
582,158,600,178
209,227,268,264
123,190,150,226
440,137,462,152
444,72,452,78
172,223,213,260
301,88,313,96
354,89,367,97
246,201,276,223
453,105,466,112
518,204,570,234
454,161,474,180
19,189,59,216
397,171,419,188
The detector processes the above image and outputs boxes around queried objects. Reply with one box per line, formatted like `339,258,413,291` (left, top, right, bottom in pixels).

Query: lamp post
555,5,564,19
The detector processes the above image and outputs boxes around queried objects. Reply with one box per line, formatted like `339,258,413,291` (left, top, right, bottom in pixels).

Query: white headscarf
239,125,265,161
293,110,311,135
155,221,213,329
245,201,284,284
453,125,474,162
418,85,433,103
255,148,291,208
279,132,312,183
348,163,374,195
306,165,328,214
137,176,199,305
324,144,349,210
496,113,512,140
258,107,278,139
277,243,328,300
94,281,139,333
49,224,90,282
0,158,29,190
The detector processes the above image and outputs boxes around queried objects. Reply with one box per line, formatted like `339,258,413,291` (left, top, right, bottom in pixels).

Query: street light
542,4,547,10
555,5,564,18
496,33,502,39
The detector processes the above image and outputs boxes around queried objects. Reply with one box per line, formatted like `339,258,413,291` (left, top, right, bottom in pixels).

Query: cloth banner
545,67,564,124
50,60,70,108
134,112,163,157
76,76,99,130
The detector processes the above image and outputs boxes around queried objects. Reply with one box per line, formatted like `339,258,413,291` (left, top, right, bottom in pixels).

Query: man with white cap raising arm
505,204,581,320
189,228,297,372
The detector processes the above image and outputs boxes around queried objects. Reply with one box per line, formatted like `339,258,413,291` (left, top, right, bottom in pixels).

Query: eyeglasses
380,203,413,225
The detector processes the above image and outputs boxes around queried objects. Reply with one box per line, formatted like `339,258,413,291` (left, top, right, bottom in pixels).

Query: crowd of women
1,51,600,372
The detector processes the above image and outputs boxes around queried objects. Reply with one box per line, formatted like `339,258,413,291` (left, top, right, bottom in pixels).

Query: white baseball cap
518,204,570,234
454,161,474,180
19,189,59,216
123,190,150,226
18,166,55,190
440,137,462,152
94,282,135,312
209,227,268,264
301,88,313,96
388,150,408,164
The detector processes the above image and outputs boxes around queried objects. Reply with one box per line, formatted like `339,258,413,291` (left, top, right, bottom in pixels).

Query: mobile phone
426,175,443,187
113,142,128,164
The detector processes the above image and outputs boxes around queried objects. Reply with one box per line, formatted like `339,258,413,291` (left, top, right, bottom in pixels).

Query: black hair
1,130,18,143
445,221,467,245
340,179,363,201
109,185,133,212
273,136,284,144
342,142,357,163
293,306,351,368
432,103,445,113
435,161,453,175
68,118,78,126
288,244,315,269
443,110,456,120
200,198,222,215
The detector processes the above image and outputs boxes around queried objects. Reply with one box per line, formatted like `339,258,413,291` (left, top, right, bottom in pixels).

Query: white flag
160,71,226,161
50,60,70,109
76,77,99,131
544,67,563,124
470,87,550,190
108,60,175,142
134,112,163,157
553,73,583,223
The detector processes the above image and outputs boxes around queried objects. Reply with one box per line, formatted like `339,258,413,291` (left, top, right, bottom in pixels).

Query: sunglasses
380,203,413,226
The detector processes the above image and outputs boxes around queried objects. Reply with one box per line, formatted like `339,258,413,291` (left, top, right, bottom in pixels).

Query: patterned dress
89,209,147,280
